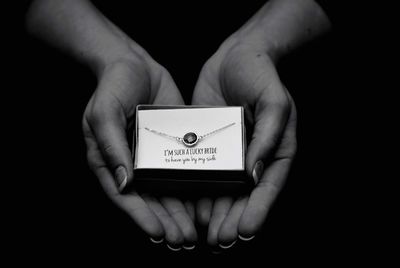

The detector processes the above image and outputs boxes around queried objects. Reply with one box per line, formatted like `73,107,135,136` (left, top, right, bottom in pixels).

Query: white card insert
135,107,244,170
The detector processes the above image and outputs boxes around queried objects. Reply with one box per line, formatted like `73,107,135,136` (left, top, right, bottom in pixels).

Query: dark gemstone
183,132,197,145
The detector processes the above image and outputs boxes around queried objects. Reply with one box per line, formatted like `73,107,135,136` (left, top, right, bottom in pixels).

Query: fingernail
219,240,237,249
150,237,164,244
166,244,182,251
183,244,196,250
238,234,255,241
252,160,264,185
115,166,127,192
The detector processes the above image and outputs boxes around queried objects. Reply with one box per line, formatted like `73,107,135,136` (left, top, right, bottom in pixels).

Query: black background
10,0,388,265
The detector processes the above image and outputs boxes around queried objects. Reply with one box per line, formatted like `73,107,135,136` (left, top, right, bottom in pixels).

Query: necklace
144,122,236,147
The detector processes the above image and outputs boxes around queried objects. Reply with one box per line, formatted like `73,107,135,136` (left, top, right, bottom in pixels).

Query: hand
192,39,297,249
28,0,328,251
26,0,198,250
82,54,197,250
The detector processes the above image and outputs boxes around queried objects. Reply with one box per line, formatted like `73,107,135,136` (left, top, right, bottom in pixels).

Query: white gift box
132,105,252,195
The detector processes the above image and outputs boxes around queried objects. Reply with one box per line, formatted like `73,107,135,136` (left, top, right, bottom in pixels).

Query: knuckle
86,98,117,128
87,105,106,128
101,144,123,165
257,92,290,117
86,149,105,172
269,95,290,113
102,143,115,155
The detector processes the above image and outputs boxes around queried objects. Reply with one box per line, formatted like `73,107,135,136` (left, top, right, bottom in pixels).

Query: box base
130,169,253,197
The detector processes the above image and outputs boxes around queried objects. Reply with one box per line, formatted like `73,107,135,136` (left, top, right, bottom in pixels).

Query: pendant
182,132,199,147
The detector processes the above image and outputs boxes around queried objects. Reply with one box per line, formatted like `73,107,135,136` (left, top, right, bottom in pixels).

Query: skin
26,0,196,249
193,40,297,246
81,58,198,248
26,0,330,251
193,0,331,247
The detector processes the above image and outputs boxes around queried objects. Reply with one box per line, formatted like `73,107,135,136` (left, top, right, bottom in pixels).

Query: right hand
82,52,197,250
192,39,297,249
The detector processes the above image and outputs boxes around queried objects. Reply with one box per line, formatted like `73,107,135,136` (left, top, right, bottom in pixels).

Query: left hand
192,38,297,249
83,56,197,250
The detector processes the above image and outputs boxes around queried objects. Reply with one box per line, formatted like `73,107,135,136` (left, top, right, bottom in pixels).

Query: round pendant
182,132,198,147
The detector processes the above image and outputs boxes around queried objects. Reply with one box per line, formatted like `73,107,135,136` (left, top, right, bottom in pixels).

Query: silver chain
144,122,236,142
144,127,183,142
198,122,236,140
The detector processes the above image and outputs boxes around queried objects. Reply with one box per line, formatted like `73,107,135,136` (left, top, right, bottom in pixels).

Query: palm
83,60,196,249
192,43,297,246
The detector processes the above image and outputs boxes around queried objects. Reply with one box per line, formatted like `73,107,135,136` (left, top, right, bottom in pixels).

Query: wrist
96,41,164,102
218,18,290,64
228,29,281,63
95,40,153,79
228,0,331,62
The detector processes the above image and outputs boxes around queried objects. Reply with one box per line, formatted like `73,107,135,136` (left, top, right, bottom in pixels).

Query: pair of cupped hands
82,36,297,251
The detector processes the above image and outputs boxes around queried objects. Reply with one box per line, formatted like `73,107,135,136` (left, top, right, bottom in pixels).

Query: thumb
89,106,133,193
246,89,290,184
